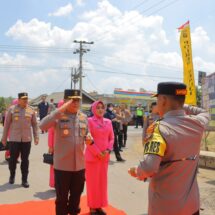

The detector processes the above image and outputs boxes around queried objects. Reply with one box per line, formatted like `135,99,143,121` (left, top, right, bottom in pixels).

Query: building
91,89,156,117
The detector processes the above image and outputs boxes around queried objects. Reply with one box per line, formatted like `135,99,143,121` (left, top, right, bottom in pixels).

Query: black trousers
135,116,143,128
54,169,85,215
9,141,31,181
122,124,128,146
118,130,123,149
113,134,122,160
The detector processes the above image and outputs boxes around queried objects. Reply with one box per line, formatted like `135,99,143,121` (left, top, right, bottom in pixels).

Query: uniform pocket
13,113,20,122
59,122,72,137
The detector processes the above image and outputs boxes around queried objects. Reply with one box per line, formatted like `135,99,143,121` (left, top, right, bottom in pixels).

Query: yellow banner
179,22,197,105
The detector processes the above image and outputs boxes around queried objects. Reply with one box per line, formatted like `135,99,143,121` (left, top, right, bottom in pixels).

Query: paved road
0,126,214,215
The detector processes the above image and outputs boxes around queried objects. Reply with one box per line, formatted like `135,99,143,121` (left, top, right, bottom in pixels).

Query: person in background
48,98,56,114
47,99,64,188
114,105,123,151
40,89,87,215
38,95,49,133
85,101,114,215
1,92,39,188
104,103,125,162
135,104,144,128
120,103,131,147
142,102,160,145
4,99,19,162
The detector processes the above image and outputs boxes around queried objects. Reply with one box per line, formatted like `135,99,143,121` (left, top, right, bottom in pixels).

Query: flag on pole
178,21,197,105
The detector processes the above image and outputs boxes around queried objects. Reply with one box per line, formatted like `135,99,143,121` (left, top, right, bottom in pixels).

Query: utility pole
71,67,79,89
73,40,94,104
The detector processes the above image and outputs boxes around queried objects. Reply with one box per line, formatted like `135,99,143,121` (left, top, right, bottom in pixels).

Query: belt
160,155,197,166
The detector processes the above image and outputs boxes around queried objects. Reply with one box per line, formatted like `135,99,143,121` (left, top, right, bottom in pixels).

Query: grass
201,131,215,152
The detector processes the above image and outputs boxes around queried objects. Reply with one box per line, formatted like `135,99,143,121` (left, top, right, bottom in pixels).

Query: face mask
108,107,113,111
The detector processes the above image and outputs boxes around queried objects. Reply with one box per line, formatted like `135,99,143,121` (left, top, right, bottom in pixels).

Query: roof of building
30,90,96,107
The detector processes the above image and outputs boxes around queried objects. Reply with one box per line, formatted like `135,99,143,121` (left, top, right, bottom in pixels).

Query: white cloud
2,0,215,97
76,0,86,7
48,3,73,17
6,19,73,47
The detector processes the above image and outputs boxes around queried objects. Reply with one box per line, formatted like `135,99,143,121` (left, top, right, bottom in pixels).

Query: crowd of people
0,81,210,215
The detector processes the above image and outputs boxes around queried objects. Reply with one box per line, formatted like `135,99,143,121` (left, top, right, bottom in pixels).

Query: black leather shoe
9,176,15,184
96,208,106,215
22,181,30,188
90,208,99,215
117,157,126,162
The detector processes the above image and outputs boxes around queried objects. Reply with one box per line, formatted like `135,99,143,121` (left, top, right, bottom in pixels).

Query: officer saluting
1,92,39,188
39,89,88,215
129,82,209,215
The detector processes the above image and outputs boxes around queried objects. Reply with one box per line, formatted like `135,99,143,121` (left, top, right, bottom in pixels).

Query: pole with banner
178,21,197,105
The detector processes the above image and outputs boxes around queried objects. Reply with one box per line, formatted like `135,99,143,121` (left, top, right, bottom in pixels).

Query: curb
199,150,215,169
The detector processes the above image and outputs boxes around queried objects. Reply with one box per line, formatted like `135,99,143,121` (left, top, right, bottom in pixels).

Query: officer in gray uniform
39,89,88,215
1,92,39,188
129,82,209,215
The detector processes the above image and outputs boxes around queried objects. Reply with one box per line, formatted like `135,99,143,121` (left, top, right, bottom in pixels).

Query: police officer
1,92,39,188
38,95,49,133
39,89,87,215
104,103,125,162
129,82,209,215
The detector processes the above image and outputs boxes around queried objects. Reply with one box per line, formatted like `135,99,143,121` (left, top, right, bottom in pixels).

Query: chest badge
15,117,19,121
63,129,69,135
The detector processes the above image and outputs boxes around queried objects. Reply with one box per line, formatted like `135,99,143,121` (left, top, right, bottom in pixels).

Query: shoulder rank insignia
144,121,156,143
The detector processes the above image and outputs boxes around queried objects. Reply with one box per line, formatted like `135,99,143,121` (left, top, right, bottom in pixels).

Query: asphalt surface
0,126,214,215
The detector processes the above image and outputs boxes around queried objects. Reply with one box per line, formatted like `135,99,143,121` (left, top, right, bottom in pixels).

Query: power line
84,68,182,80
52,74,71,92
85,75,100,92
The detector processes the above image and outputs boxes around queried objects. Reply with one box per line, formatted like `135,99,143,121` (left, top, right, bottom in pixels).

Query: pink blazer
85,116,114,162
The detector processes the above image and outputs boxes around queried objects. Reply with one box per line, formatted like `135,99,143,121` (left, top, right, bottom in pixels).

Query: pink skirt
85,161,109,208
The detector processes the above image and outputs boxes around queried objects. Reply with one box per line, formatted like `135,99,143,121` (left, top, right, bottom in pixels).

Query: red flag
178,20,190,31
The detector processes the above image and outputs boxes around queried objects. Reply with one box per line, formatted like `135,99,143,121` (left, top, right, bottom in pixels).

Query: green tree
196,86,202,107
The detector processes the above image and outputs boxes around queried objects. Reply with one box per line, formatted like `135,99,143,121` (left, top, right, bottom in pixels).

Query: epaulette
78,111,87,121
26,105,34,113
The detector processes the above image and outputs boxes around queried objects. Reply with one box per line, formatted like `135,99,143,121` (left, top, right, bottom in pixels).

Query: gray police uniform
1,104,39,182
2,104,39,143
39,109,87,171
137,105,209,215
39,108,87,215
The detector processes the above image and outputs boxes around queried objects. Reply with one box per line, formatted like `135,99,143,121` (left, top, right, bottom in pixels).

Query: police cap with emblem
153,82,187,97
64,89,82,100
18,92,28,99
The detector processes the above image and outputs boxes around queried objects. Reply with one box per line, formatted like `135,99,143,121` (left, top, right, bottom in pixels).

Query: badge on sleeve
144,122,166,157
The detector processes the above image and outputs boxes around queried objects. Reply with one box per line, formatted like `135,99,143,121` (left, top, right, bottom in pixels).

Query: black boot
22,181,30,188
123,140,127,147
116,155,126,162
9,176,15,184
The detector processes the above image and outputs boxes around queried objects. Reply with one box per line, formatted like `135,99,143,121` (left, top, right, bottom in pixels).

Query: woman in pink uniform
85,101,114,215
47,99,64,188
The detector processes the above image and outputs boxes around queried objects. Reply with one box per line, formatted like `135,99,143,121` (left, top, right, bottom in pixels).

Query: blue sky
0,0,215,98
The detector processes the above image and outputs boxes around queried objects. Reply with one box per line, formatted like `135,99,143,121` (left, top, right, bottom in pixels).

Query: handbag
0,141,9,151
43,153,53,165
